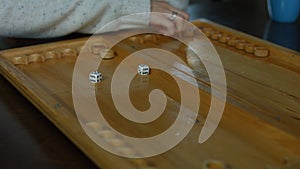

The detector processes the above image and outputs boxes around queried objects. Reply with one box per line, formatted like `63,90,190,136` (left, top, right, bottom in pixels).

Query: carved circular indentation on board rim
254,46,269,57
203,160,226,169
100,49,115,59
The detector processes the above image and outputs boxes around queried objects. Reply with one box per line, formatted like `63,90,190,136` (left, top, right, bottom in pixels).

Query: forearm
79,0,151,34
154,0,189,10
0,0,150,38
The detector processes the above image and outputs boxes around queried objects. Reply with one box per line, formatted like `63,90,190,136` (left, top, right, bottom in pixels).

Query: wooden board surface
0,19,299,169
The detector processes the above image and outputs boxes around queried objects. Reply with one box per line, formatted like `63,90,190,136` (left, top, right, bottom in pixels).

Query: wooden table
0,19,299,169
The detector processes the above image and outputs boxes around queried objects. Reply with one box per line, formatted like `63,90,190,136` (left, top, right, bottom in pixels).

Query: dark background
0,1,299,169
188,0,300,51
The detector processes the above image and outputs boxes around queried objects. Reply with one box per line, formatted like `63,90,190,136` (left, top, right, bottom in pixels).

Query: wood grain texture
0,19,299,169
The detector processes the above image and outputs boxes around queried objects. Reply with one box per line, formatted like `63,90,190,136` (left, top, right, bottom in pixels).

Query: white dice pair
89,64,150,83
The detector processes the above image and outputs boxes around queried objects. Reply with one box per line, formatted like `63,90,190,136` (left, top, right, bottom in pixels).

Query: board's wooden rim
193,18,300,73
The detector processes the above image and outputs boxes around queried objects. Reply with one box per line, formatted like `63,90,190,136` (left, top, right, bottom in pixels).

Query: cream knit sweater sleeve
0,0,150,38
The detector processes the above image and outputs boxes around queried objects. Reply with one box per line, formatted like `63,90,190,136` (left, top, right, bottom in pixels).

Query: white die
137,64,150,75
89,71,102,83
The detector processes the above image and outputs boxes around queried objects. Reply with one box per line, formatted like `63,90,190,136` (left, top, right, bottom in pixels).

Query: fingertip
186,13,190,20
182,11,189,20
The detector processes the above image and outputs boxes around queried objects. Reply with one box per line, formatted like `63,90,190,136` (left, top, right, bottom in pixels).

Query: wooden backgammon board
0,19,299,169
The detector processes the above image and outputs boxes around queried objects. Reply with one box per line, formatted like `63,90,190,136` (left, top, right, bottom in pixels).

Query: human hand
150,1,189,35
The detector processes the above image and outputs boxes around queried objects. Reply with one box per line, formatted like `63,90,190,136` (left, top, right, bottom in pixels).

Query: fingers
150,1,190,35
165,4,189,20
151,1,189,20
150,13,177,35
151,13,188,36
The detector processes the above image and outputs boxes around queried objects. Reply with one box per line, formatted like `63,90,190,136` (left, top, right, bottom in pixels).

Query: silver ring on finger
170,11,177,21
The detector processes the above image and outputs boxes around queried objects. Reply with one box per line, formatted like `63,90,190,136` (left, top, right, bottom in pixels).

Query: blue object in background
267,0,300,23
264,20,300,50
